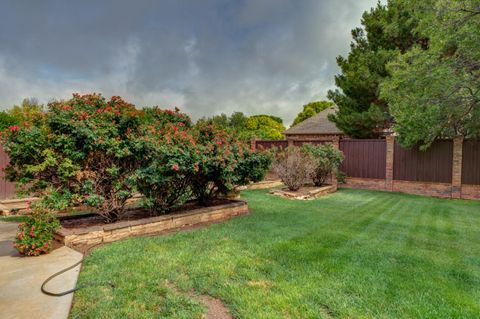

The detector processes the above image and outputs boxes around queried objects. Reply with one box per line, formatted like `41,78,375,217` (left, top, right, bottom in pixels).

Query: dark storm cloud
0,0,377,124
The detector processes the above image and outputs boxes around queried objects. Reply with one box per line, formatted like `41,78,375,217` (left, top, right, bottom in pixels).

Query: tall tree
196,112,286,140
292,101,334,126
327,0,427,138
381,0,480,148
244,115,286,140
229,112,248,130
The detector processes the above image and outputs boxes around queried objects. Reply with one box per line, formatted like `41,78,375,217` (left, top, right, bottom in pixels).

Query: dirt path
199,295,233,319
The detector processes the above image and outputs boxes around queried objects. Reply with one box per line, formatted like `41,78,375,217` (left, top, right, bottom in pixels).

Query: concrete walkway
0,222,82,319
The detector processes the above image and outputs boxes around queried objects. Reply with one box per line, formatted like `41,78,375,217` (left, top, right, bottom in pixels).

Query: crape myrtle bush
2,93,272,223
2,93,145,222
273,144,344,190
136,118,273,211
273,146,315,191
190,123,272,204
134,108,198,213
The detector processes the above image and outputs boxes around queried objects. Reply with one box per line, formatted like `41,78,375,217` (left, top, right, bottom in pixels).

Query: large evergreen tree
381,0,480,148
327,0,428,138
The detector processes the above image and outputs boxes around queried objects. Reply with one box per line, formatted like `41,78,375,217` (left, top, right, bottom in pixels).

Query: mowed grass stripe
71,189,480,319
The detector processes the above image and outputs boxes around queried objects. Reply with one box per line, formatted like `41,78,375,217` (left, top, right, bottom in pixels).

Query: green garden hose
40,243,115,297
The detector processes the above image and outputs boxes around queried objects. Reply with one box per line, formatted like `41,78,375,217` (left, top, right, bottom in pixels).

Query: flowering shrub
190,123,272,204
14,210,60,256
2,93,143,222
136,120,272,210
2,93,272,221
141,106,191,129
302,144,344,186
273,147,315,191
134,110,198,213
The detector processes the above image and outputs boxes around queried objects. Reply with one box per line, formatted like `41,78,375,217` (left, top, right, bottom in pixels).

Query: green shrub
134,113,198,213
135,113,272,212
141,106,191,129
191,123,272,204
2,93,143,222
302,144,344,186
2,93,273,221
234,149,273,185
336,170,347,184
14,210,60,256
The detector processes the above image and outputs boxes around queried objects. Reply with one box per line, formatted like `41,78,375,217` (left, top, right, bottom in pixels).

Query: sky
0,0,378,125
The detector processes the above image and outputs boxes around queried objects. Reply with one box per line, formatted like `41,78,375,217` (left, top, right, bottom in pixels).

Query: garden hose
40,242,115,297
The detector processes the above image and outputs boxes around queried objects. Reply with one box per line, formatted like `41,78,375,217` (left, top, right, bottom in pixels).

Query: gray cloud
0,0,377,124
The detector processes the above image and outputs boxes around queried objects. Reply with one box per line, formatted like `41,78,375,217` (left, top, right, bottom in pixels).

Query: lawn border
55,199,249,249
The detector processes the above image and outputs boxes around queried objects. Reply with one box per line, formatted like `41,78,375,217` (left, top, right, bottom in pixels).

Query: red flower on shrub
171,164,179,172
8,125,20,132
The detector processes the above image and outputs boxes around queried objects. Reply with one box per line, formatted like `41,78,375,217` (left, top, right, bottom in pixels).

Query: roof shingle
283,106,343,135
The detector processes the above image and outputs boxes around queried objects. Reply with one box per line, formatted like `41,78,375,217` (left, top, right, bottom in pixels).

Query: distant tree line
197,112,286,140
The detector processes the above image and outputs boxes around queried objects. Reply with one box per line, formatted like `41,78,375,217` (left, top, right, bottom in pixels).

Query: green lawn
71,189,480,318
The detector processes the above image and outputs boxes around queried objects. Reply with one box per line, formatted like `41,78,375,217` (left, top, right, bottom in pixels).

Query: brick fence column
331,136,340,187
385,136,395,191
452,136,464,199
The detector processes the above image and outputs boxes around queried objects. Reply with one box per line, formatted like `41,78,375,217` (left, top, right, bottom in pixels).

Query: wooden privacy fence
253,137,480,200
462,140,480,185
0,146,16,199
339,139,386,179
253,139,330,150
292,140,329,147
255,140,288,150
393,140,453,183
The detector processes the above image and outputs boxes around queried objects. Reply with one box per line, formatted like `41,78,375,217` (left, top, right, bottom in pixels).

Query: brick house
282,106,346,141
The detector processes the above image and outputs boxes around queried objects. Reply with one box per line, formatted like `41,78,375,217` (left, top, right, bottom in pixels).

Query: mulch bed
60,199,232,229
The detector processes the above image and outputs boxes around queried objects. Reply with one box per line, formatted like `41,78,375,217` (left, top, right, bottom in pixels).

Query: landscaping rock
269,185,337,200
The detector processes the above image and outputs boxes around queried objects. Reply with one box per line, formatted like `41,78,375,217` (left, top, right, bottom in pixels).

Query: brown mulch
59,199,232,229
263,170,280,181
